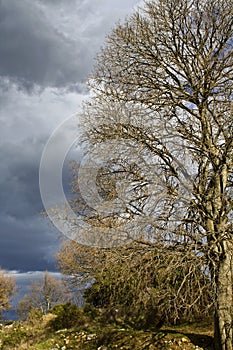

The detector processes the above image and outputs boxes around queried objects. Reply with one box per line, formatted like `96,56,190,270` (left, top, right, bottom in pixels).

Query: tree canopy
61,0,232,349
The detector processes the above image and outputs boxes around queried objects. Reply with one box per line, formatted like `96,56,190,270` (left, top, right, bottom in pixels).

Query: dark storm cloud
0,0,139,90
0,137,59,271
0,215,58,271
0,140,43,218
0,0,140,278
0,0,89,88
0,83,83,271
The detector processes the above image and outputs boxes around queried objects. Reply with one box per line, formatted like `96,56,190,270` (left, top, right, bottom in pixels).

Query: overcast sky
0,0,140,292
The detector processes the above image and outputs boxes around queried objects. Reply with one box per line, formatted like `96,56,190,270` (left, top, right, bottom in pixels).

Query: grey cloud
0,144,42,219
0,0,140,90
0,83,82,271
0,214,58,271
0,0,140,275
0,0,90,88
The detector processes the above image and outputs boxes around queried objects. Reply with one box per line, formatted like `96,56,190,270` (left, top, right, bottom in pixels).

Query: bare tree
74,0,232,349
56,240,99,306
17,271,70,319
0,269,16,320
58,239,212,328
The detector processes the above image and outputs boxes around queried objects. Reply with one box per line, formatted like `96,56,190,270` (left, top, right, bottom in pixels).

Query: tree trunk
214,242,233,350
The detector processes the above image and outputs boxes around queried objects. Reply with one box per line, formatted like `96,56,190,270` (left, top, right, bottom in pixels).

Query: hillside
0,307,214,350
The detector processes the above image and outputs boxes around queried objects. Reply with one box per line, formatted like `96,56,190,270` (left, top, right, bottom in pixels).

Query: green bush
27,308,43,326
83,303,99,319
1,323,30,348
49,303,89,331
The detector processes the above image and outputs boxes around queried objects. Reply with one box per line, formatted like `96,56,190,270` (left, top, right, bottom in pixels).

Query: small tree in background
17,271,70,320
0,269,16,320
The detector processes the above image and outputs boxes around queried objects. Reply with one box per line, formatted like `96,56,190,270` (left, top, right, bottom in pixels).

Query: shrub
49,303,89,331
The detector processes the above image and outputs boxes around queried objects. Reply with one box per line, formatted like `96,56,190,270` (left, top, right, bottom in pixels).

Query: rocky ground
0,314,214,349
